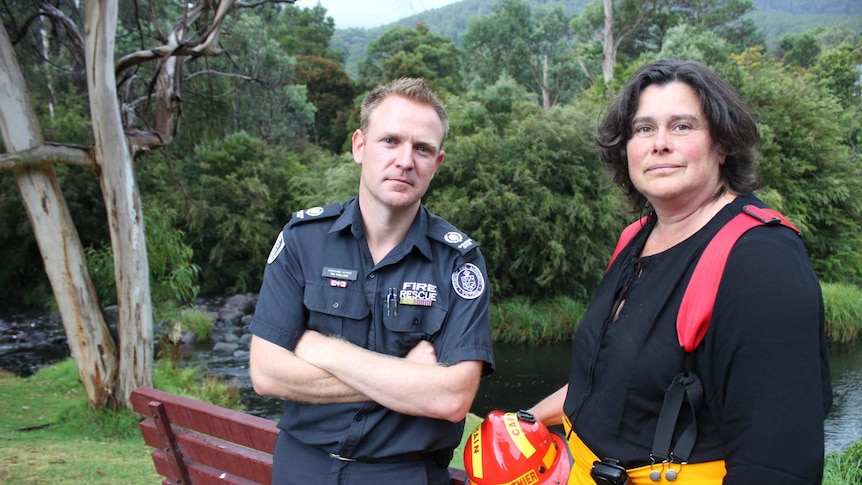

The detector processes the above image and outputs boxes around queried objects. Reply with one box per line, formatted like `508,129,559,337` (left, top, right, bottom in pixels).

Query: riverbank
1,359,860,484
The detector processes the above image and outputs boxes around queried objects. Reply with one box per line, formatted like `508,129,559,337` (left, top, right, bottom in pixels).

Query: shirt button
355,414,363,421
369,273,377,279
412,318,420,326
332,301,339,309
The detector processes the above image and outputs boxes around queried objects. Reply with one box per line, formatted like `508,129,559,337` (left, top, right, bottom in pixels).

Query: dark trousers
272,431,452,485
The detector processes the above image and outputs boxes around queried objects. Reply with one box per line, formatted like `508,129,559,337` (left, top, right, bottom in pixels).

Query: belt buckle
329,453,357,462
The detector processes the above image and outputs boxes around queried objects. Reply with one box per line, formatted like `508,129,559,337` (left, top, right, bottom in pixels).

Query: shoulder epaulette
428,219,479,255
287,202,343,228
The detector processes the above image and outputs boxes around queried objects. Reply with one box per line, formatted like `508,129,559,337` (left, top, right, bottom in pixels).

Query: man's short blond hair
359,78,449,144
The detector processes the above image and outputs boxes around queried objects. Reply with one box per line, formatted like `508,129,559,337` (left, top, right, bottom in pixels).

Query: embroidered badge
399,282,438,307
444,231,464,244
267,231,285,265
452,263,485,300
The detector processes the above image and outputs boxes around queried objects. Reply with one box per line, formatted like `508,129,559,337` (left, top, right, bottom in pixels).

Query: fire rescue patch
452,263,485,300
267,231,285,265
399,281,438,306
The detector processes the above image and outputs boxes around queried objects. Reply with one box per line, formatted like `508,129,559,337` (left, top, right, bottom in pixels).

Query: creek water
1,310,860,455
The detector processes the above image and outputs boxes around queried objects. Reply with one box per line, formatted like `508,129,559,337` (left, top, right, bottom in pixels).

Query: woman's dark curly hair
596,59,762,213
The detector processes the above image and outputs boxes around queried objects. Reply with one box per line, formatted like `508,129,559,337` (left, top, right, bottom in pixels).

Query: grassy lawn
0,363,161,484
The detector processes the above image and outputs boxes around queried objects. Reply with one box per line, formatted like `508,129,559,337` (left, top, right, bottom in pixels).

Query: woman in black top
527,60,832,484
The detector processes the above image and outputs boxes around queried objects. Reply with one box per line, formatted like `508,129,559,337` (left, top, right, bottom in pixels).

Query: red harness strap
603,205,800,468
607,205,800,352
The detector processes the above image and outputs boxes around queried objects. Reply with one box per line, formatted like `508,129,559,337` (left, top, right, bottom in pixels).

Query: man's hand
293,329,324,365
404,339,438,365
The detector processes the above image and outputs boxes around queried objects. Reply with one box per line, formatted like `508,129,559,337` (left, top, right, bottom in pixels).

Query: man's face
353,95,445,213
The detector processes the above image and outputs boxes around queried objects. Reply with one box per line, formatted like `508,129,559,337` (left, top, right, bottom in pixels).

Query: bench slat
150,449,263,485
139,420,273,483
132,386,278,453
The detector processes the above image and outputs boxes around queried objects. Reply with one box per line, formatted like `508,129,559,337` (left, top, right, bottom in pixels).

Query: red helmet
464,410,571,485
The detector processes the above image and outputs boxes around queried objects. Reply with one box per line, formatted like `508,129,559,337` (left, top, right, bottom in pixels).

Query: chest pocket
381,303,447,357
304,281,370,339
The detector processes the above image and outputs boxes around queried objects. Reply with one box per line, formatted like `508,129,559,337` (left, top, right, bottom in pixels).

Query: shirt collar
329,198,434,261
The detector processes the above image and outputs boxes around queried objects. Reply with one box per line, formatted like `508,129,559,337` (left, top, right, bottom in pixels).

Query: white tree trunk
541,53,551,109
602,0,616,83
0,22,118,408
84,0,153,406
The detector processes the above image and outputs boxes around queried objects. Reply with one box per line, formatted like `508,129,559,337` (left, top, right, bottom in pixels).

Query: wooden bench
131,386,468,484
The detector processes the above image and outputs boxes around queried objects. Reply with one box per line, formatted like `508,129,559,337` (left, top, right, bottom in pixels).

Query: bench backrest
132,386,278,484
132,386,468,485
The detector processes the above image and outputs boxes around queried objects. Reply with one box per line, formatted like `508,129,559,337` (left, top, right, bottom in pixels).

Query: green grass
491,295,586,344
823,437,862,484
821,282,862,344
0,361,160,484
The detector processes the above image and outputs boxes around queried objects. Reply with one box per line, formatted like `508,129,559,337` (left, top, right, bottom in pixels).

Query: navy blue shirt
251,197,495,459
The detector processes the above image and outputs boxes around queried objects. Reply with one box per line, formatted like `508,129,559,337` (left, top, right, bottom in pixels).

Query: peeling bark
0,21,118,409
84,0,153,406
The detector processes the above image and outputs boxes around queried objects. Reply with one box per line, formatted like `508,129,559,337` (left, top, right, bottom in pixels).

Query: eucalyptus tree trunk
602,0,616,83
84,0,154,405
2,0,290,410
0,22,118,408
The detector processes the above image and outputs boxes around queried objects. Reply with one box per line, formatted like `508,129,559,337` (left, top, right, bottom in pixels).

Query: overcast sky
297,0,460,29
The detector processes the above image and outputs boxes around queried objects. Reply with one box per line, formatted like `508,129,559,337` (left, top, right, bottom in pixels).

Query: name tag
322,267,358,281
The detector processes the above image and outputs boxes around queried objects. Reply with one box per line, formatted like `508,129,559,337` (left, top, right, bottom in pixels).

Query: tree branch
114,0,296,76
236,0,296,8
0,143,93,170
38,1,85,62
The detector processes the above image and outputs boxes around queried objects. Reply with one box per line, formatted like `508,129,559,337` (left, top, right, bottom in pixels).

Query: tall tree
0,20,118,408
0,0,294,409
430,77,627,299
357,22,463,94
574,0,756,83
461,0,583,107
295,54,356,152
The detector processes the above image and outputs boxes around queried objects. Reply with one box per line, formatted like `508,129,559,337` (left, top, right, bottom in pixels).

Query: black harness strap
651,370,703,464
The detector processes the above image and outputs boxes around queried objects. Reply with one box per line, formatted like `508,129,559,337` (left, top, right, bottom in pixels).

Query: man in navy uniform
249,77,495,485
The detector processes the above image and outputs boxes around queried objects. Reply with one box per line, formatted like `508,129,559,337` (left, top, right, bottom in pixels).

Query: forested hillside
754,0,861,15
332,0,862,76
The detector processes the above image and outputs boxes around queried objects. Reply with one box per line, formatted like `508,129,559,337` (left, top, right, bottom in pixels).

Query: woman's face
626,82,725,213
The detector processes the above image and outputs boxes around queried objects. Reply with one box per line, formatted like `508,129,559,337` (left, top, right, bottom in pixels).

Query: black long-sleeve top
563,194,832,484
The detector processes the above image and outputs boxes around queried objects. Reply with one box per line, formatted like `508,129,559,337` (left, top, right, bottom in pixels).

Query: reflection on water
824,341,862,454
